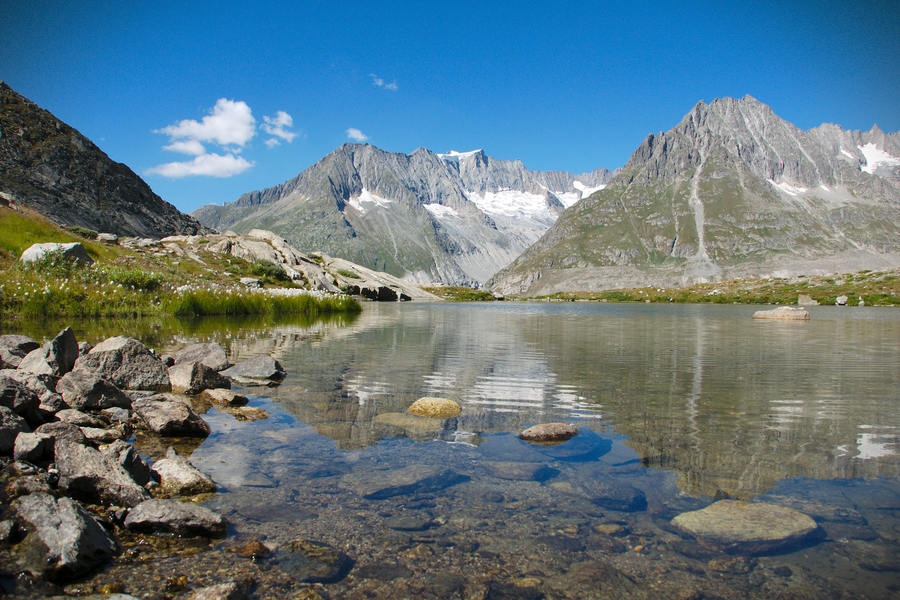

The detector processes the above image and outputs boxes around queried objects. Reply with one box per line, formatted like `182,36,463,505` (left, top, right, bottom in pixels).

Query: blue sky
2,1,898,213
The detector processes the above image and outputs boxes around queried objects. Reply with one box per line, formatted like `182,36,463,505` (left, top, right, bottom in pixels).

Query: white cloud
262,110,297,144
346,128,368,142
162,139,206,156
145,153,253,179
156,98,256,149
369,73,398,91
264,138,281,148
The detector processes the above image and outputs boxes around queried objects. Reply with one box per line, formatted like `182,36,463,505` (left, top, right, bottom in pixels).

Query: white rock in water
752,306,810,320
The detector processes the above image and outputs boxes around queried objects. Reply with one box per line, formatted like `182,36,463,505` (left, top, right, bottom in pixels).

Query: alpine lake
9,302,900,599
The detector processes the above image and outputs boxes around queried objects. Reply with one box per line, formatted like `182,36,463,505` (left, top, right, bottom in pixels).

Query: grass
167,289,361,317
533,268,900,306
423,285,496,302
336,268,361,279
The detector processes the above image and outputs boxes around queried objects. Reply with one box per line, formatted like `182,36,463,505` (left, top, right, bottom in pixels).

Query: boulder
0,372,41,423
341,464,469,500
34,421,88,447
519,422,579,443
57,369,130,410
132,394,210,436
671,500,819,554
73,336,170,391
836,295,848,306
240,277,262,288
96,232,118,244
198,388,248,407
189,582,250,600
407,396,461,418
13,432,53,463
151,447,216,495
55,408,107,428
220,355,285,384
11,492,115,579
272,538,353,583
173,342,230,372
5,474,52,499
168,361,231,395
752,306,810,320
77,341,93,357
100,439,153,486
0,334,40,368
17,327,79,377
124,499,225,537
1,370,64,414
80,426,126,444
55,439,150,507
0,405,30,453
20,242,93,266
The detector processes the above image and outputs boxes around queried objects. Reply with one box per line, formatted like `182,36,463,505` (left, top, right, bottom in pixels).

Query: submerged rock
11,492,115,579
407,396,461,418
752,306,810,320
132,393,210,436
124,498,225,537
188,581,251,600
173,342,230,372
198,388,248,407
671,500,818,554
519,422,578,443
273,538,353,583
151,447,216,495
220,355,285,384
342,464,469,500
73,336,170,391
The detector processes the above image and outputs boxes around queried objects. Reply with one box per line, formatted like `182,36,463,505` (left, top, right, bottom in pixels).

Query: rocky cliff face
489,96,900,295
192,144,612,285
0,82,208,238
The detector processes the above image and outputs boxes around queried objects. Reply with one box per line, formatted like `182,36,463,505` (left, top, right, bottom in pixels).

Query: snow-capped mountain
193,144,613,285
489,96,900,295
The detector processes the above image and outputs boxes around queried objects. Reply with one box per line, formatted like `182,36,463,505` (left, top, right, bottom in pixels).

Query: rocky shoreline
0,327,293,599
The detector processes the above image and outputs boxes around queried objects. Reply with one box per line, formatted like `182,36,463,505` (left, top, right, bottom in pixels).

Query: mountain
192,144,612,285
0,82,208,238
489,96,900,295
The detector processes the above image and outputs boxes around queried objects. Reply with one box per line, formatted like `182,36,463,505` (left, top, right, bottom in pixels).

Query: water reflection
214,303,900,499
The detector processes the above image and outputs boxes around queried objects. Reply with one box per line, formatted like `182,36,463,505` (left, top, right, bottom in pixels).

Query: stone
836,295,848,306
102,406,132,423
5,474,52,498
151,447,216,495
19,242,93,265
273,539,352,583
73,336,170,391
519,422,578,443
240,277,262,288
124,499,226,537
407,396,461,418
483,461,556,481
55,439,150,507
173,342,230,372
168,361,231,395
234,539,271,559
342,464,469,500
11,492,115,579
57,369,130,410
0,334,40,368
55,408,107,428
132,394,210,436
100,439,153,486
1,405,30,453
80,426,126,444
0,372,41,423
34,420,88,447
13,432,53,463
671,500,819,554
220,355,285,384
96,232,118,243
797,294,818,306
189,582,250,600
17,327,79,377
0,519,15,543
752,306,810,320
199,388,248,407
77,341,93,356
1,370,64,413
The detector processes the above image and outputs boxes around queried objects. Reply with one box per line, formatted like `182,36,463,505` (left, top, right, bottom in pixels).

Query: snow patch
438,149,482,162
819,184,830,192
423,203,460,219
573,180,606,198
840,147,855,159
768,179,809,196
556,192,581,207
347,188,393,214
467,189,553,219
858,142,900,174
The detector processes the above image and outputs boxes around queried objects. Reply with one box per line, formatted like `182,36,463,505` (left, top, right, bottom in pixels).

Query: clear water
56,304,900,597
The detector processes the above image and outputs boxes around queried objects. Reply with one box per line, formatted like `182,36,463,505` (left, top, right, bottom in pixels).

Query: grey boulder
57,369,130,410
220,355,285,384
168,361,231,395
132,394,210,437
173,342,230,372
124,498,225,537
188,582,250,600
11,492,115,580
0,372,41,423
0,334,40,368
34,420,88,447
73,336,170,391
19,242,93,266
100,439,154,486
13,431,53,463
0,405,30,453
151,446,216,495
55,440,150,507
17,327,79,377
